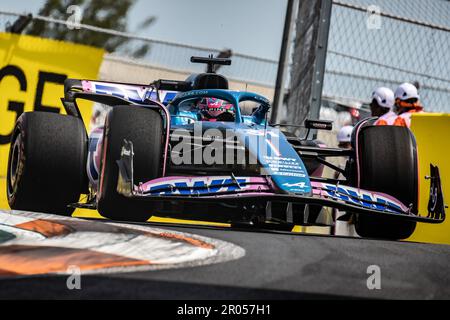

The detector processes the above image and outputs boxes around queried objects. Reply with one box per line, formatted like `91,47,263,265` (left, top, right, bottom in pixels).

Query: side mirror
304,119,333,131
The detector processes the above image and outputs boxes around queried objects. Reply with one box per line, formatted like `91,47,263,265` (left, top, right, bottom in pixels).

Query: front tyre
354,125,418,240
97,106,164,222
7,112,88,216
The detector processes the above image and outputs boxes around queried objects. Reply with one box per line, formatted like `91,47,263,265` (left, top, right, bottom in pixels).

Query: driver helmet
394,83,423,111
197,97,235,121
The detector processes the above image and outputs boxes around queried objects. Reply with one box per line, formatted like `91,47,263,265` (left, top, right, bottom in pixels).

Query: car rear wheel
7,112,88,216
97,106,164,222
354,125,418,240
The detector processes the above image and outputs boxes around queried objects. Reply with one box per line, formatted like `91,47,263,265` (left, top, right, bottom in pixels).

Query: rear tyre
354,126,418,240
7,112,87,216
97,106,163,222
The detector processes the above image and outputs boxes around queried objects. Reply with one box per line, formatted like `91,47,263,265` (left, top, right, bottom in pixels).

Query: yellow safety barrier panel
409,113,450,245
0,32,103,210
0,32,104,178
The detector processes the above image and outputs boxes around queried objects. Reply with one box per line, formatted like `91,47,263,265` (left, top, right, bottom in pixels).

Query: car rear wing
61,78,183,117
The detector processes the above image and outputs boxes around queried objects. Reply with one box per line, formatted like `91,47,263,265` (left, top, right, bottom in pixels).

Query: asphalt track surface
1,219,450,300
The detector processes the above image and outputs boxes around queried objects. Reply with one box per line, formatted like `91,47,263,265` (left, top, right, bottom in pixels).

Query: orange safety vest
375,111,397,126
393,109,424,128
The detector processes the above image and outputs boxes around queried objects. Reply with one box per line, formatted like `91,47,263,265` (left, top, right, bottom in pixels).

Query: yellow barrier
0,32,104,177
408,113,450,244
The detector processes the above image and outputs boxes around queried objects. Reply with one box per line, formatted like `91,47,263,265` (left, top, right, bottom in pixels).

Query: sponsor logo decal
323,184,404,213
90,82,176,105
283,182,307,188
144,177,257,195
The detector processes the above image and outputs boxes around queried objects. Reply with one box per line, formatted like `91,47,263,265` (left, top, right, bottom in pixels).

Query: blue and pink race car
6,56,445,239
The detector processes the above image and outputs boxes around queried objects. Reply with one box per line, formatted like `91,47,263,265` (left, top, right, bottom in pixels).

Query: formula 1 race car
6,56,446,240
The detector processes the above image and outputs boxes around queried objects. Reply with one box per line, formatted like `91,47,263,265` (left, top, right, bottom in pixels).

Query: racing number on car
0,64,67,144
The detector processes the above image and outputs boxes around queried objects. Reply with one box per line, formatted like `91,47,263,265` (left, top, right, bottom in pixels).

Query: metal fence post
310,0,332,122
284,0,332,137
271,0,297,124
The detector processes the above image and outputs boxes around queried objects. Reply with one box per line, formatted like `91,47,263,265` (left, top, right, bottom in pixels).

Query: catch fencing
0,9,277,91
324,0,450,113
